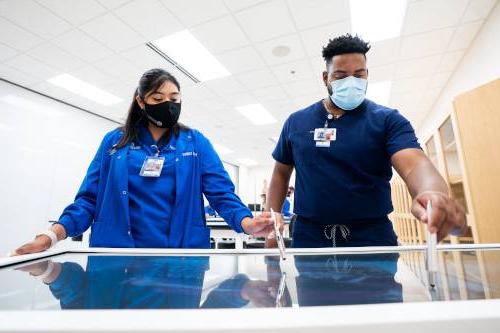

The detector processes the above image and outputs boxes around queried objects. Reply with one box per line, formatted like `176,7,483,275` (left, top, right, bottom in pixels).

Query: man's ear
136,95,145,110
322,71,329,86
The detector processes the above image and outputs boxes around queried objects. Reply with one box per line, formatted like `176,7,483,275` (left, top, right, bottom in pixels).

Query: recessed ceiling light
236,103,276,126
272,45,291,57
236,158,258,167
367,81,392,105
350,0,407,42
150,30,231,82
47,74,122,106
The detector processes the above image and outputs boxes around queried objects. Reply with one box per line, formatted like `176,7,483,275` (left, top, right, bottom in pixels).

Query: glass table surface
1,248,499,310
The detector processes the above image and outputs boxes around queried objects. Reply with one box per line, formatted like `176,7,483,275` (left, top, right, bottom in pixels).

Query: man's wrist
417,190,450,198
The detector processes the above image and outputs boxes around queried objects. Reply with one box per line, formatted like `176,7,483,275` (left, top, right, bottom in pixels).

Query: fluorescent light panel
236,158,258,167
152,30,231,82
47,74,122,106
367,81,392,105
350,0,407,42
236,103,276,125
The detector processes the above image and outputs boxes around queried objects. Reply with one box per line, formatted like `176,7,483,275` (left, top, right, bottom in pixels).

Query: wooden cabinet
390,78,500,300
391,78,500,245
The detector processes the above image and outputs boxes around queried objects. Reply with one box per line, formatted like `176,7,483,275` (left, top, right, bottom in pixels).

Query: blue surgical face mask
329,76,368,111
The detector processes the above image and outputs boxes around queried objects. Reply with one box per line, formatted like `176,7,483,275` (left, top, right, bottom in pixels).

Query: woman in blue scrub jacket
15,68,273,254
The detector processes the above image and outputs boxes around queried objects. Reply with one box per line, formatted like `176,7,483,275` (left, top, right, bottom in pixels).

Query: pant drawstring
324,224,350,247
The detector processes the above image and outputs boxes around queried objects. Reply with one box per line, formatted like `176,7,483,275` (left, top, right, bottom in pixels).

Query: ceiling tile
80,13,146,51
235,0,296,42
93,55,144,82
399,28,455,59
255,34,305,65
299,20,350,58
462,0,498,22
113,0,183,40
287,0,350,30
223,0,268,12
281,79,322,97
191,15,249,53
271,59,314,83
0,43,17,61
37,0,107,25
0,0,72,39
391,76,430,94
389,91,425,110
402,0,469,35
181,84,218,102
251,85,289,102
69,66,118,87
236,68,278,90
160,0,228,27
97,0,132,9
368,38,401,67
99,81,134,100
394,54,442,79
28,42,88,72
0,63,41,87
222,92,258,107
368,64,396,83
5,54,60,80
0,17,43,51
119,45,179,72
438,50,465,73
51,29,114,62
290,92,322,110
447,20,484,51
216,46,266,74
203,76,246,96
429,71,453,88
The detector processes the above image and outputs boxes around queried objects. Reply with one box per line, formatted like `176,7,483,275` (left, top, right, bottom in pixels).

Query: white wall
0,80,116,254
239,164,295,208
417,1,500,141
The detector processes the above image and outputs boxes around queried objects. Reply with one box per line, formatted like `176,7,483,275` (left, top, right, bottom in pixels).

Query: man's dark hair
322,34,371,65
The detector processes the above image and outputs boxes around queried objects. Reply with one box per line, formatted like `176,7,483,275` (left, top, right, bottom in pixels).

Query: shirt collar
317,99,367,119
137,125,176,149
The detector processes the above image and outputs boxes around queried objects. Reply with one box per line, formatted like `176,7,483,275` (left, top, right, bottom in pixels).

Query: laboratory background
0,0,500,332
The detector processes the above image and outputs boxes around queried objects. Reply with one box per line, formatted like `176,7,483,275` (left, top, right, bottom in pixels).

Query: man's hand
411,191,467,241
241,213,274,237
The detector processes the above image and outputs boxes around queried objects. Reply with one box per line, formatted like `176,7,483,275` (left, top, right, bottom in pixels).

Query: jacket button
122,190,127,195
117,155,121,159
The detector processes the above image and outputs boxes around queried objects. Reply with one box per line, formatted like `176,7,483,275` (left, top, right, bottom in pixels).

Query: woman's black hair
114,68,189,149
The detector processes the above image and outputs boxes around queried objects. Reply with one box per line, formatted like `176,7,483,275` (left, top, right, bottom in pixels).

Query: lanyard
150,144,160,157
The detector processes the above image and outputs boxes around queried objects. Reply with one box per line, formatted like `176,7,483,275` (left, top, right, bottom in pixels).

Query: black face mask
143,100,181,129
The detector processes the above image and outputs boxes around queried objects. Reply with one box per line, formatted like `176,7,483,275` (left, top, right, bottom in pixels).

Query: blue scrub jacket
58,128,252,248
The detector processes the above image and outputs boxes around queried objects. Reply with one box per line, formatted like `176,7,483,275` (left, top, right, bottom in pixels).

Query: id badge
140,156,165,177
314,128,336,141
314,128,336,147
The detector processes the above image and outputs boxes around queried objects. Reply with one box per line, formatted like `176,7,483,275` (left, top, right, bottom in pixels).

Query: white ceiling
0,0,497,166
